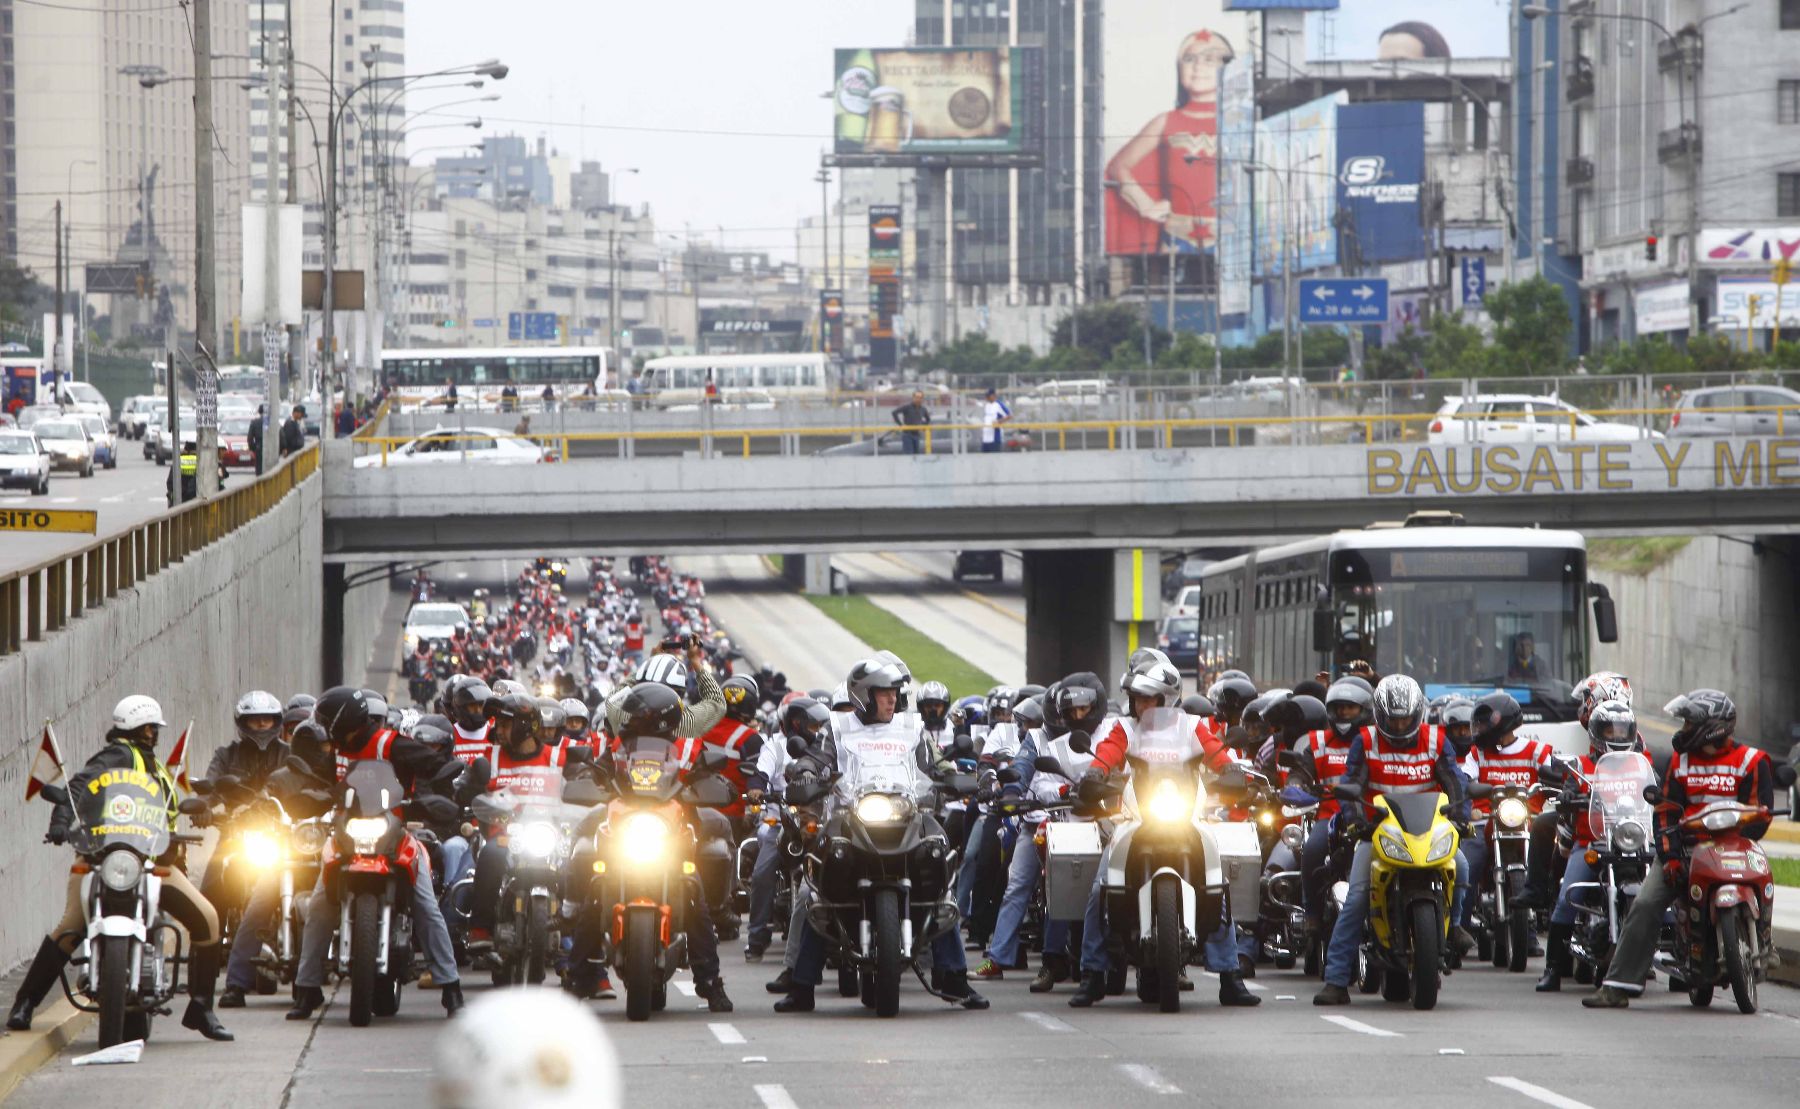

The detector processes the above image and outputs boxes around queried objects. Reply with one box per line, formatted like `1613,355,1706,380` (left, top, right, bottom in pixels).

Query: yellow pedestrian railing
0,443,320,657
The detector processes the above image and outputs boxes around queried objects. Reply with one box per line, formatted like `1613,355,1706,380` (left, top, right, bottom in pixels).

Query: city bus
1195,512,1619,753
378,346,614,409
640,353,834,407
216,365,267,395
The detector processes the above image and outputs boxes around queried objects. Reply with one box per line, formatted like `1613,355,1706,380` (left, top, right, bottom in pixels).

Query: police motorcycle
1331,778,1462,1010
1554,752,1657,982
795,728,977,1018
48,775,207,1047
1085,708,1255,1014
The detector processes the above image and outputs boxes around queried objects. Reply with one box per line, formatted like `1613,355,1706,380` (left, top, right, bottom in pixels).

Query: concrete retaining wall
1592,535,1800,748
0,476,323,968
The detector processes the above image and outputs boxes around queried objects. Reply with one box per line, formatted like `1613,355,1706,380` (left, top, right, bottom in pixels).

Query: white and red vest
1360,724,1447,798
1669,744,1764,819
336,727,397,782
452,721,491,765
485,742,566,802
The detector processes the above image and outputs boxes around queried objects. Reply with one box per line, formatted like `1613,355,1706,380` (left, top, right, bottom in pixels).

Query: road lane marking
50,497,75,503
875,549,1026,625
1320,1014,1403,1037
1018,1011,1074,1032
1487,1077,1596,1109
754,1084,801,1109
1117,1064,1182,1095
708,1022,746,1044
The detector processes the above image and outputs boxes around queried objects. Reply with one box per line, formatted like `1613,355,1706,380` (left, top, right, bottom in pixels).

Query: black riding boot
181,945,235,1041
939,970,989,1011
1067,970,1107,1008
6,937,70,1031
1536,923,1572,992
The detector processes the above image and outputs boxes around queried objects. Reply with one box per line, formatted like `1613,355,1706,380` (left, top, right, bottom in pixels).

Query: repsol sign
1365,440,1800,497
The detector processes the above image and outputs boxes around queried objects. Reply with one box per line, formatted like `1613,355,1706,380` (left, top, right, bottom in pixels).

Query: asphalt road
830,551,1026,688
0,448,176,573
10,937,1800,1108
675,554,877,694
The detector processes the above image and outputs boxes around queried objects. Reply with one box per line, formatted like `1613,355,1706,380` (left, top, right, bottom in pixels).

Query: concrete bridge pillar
781,553,841,596
1022,548,1162,691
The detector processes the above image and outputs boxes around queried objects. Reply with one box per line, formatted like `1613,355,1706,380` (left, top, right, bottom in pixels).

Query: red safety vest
1360,724,1446,798
624,622,645,651
336,727,398,782
486,742,566,802
1305,728,1355,818
700,719,758,818
1669,743,1764,819
1468,740,1551,816
452,721,491,765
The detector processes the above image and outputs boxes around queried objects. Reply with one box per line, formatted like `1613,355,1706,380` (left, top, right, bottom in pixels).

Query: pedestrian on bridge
981,387,1011,453
279,405,305,457
893,389,932,454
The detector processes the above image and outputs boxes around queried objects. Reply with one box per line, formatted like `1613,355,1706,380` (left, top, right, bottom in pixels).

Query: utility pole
322,1,339,402
815,167,831,307
285,14,302,401
53,200,63,383
609,225,620,356
261,6,282,471
192,0,220,498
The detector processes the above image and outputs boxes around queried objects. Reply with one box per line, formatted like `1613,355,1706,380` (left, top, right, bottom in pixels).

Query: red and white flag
24,722,66,801
166,720,194,791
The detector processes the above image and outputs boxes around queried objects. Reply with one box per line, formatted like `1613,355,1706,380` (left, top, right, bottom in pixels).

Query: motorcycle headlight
1257,810,1275,828
293,823,326,856
1495,797,1530,830
1424,827,1456,863
855,793,908,825
1376,827,1413,863
1701,809,1740,832
1613,822,1647,854
1147,780,1188,825
1281,824,1305,852
99,851,143,892
511,821,560,859
619,812,670,864
345,816,387,851
239,829,282,870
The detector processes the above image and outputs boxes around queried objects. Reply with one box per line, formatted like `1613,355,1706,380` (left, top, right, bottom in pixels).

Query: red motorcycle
1651,793,1785,1014
322,760,423,1026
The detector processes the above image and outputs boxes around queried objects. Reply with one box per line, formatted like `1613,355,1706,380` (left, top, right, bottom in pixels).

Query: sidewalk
0,969,92,1101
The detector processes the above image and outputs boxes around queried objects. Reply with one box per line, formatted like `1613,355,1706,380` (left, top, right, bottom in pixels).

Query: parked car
402,601,472,655
0,429,51,494
118,395,163,439
1157,614,1202,673
952,550,1004,583
352,426,549,468
1012,378,1110,408
816,427,1032,457
1667,384,1800,438
74,413,118,469
33,418,95,476
55,381,113,425
1427,394,1657,444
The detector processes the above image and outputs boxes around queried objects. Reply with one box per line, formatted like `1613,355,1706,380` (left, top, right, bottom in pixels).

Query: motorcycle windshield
341,760,407,819
72,778,173,858
982,722,1021,761
838,718,927,805
1125,708,1204,819
614,736,684,802
1589,751,1656,847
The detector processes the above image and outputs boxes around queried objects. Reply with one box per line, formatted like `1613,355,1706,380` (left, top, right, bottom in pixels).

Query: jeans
1550,850,1599,927
1078,838,1240,975
1323,841,1465,986
783,880,813,972
295,838,458,989
1455,836,1488,926
1599,864,1676,994
747,822,784,946
954,811,999,921
985,830,1071,967
901,430,922,455
790,899,965,986
440,834,477,893
224,870,285,991
980,437,1001,453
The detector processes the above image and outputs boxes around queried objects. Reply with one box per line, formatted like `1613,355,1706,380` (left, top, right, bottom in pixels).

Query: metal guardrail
0,444,321,657
344,404,1798,465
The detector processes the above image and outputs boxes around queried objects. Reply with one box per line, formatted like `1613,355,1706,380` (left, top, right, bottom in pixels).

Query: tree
1597,335,1692,377
1482,276,1572,375
1365,326,1427,381
1421,313,1493,378
1051,302,1162,363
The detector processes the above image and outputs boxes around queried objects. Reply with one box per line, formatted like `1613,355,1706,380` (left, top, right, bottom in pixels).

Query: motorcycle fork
278,867,295,964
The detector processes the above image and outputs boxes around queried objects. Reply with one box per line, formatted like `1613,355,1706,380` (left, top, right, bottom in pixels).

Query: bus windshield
1326,546,1586,719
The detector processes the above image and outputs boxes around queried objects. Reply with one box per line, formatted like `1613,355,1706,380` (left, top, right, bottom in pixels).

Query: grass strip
1772,856,1800,888
803,592,998,696
1588,536,1692,575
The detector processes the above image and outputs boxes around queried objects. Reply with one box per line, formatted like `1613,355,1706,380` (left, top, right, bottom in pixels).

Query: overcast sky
408,0,910,260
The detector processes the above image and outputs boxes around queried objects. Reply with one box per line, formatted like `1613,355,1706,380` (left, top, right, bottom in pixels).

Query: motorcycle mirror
1466,780,1494,800
1643,784,1664,805
1774,762,1799,789
786,736,812,760
995,766,1022,784
561,778,607,807
177,797,210,816
1033,757,1068,780
1331,782,1364,804
951,733,977,760
468,756,492,789
1066,730,1092,755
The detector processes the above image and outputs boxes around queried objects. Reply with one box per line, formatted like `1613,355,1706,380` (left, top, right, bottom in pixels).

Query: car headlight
511,821,560,859
856,793,908,825
1147,779,1189,825
619,812,670,864
1701,808,1739,832
99,851,143,892
1424,827,1457,863
345,816,387,851
1495,797,1530,830
1377,827,1413,863
239,829,282,870
1612,821,1647,853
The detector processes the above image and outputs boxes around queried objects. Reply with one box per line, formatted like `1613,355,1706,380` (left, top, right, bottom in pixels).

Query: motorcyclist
281,693,317,744
199,690,291,1010
603,637,726,740
1522,671,1635,908
1313,674,1467,1006
1069,662,1261,1008
745,697,830,962
448,676,496,763
7,695,234,1041
286,686,464,1019
773,658,989,1013
917,681,952,745
557,697,598,755
1454,692,1549,944
702,675,766,831
1584,690,1774,1008
1286,678,1372,936
1208,675,1259,751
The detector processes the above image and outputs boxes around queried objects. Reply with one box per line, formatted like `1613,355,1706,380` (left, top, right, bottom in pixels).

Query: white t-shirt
982,399,1010,444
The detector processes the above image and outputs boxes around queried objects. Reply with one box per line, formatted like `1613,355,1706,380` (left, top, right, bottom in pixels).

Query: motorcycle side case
1044,821,1103,921
1203,821,1264,924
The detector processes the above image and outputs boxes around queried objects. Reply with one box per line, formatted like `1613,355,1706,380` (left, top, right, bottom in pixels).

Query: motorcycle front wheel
623,911,656,1022
871,889,903,1018
525,897,550,986
1409,901,1442,1011
1153,878,1182,1014
1507,908,1531,973
96,935,132,1049
349,892,380,1027
1720,907,1757,1014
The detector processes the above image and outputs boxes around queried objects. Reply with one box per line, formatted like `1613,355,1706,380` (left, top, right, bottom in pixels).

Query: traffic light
1645,235,1658,261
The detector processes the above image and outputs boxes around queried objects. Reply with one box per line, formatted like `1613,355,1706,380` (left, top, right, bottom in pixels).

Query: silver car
33,418,95,477
1667,384,1800,437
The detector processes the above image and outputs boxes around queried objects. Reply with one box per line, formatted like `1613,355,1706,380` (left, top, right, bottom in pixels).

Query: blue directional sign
473,318,497,329
1298,277,1389,323
1461,256,1488,307
507,311,558,341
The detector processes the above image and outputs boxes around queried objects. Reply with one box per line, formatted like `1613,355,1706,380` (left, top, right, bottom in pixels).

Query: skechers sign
1335,102,1426,263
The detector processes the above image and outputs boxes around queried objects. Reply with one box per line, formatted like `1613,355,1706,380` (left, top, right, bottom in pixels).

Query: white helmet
432,988,621,1109
233,689,284,748
112,694,167,733
632,653,688,692
1122,661,1183,709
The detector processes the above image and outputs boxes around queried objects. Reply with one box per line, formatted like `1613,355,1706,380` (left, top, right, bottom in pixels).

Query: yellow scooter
1336,784,1459,1010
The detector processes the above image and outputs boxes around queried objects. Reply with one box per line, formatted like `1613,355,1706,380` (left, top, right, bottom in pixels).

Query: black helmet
361,689,389,725
1371,675,1426,747
618,682,683,739
1666,689,1735,754
1587,699,1639,756
313,685,372,747
1054,672,1108,735
1470,692,1522,751
282,693,317,737
1324,679,1373,740
780,697,831,746
1016,683,1047,705
1180,693,1217,720
1243,691,1290,738
449,677,494,733
489,692,540,750
721,675,760,724
1442,699,1478,757
412,722,452,754
1266,694,1328,747
1012,696,1045,732
1207,677,1258,725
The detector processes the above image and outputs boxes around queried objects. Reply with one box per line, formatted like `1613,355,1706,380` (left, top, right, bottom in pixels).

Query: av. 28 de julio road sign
1298,278,1389,323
